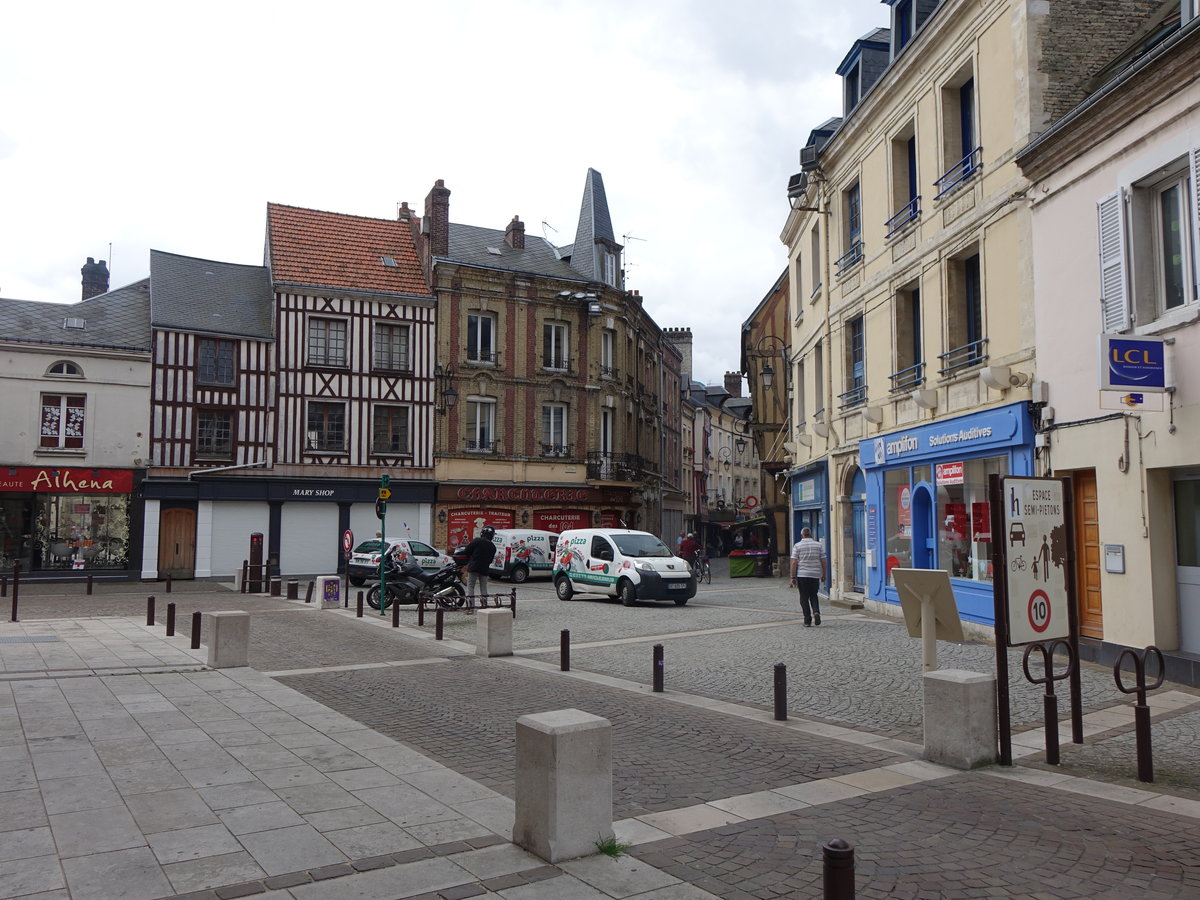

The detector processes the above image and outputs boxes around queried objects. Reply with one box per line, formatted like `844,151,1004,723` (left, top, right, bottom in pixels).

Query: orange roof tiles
267,203,431,297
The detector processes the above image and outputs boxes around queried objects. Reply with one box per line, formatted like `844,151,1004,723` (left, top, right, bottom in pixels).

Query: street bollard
166,603,176,636
417,599,425,627
190,612,201,649
287,579,299,600
1,574,6,597
392,597,400,628
10,562,20,621
240,560,249,594
1114,645,1165,783
270,577,281,597
510,587,517,620
435,608,444,641
304,581,314,603
86,574,94,596
1023,641,1073,767
652,644,664,693
166,574,173,593
561,629,570,671
823,838,855,899
356,592,364,618
146,596,156,626
774,663,788,721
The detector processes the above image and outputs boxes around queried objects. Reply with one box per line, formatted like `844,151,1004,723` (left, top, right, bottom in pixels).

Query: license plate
668,582,685,590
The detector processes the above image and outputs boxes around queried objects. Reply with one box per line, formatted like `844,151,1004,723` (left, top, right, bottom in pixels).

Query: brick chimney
423,180,450,257
724,371,743,398
396,201,413,224
81,257,109,300
505,215,525,249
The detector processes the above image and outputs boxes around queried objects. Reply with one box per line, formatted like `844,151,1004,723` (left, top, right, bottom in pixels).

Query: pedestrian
462,526,497,608
789,527,826,627
676,532,684,551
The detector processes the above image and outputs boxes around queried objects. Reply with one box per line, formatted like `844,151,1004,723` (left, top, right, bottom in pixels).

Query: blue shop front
858,402,1034,626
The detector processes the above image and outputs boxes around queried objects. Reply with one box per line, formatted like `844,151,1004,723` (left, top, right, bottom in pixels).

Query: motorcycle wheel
366,585,384,610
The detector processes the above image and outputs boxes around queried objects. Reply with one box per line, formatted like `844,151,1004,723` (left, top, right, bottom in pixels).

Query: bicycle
690,554,712,584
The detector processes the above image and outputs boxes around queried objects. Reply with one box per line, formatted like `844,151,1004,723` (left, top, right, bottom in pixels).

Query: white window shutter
1097,190,1129,333
1190,148,1200,296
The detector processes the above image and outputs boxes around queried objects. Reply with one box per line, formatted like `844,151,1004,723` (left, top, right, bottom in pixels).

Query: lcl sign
1099,335,1167,392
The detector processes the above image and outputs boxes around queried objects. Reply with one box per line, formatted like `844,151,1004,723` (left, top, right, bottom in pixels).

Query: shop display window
35,494,130,570
884,468,913,574
936,455,1006,582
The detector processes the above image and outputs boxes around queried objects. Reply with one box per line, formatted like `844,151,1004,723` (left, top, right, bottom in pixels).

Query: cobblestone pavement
629,773,1200,899
278,656,904,821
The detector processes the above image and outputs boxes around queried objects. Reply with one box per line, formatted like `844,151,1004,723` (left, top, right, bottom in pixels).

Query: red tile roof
266,203,431,297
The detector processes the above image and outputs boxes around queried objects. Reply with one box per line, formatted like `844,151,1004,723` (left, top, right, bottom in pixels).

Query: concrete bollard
476,608,513,657
514,709,614,863
205,611,250,669
923,669,997,769
315,575,341,609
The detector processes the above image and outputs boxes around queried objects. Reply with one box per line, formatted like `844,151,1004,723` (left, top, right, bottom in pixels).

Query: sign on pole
1001,477,1070,645
342,529,354,555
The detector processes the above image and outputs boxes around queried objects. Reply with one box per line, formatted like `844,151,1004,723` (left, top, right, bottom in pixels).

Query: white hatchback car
347,537,454,586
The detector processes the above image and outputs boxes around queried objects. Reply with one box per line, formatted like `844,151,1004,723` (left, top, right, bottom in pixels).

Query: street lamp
735,436,748,455
435,365,458,413
718,447,732,472
753,335,790,391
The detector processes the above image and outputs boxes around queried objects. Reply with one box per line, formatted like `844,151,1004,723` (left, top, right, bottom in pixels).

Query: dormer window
46,360,84,378
893,0,914,54
836,30,891,117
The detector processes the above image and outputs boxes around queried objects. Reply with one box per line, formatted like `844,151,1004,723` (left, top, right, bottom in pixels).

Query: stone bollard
514,709,614,863
923,669,997,769
314,575,341,609
476,608,513,657
205,611,250,669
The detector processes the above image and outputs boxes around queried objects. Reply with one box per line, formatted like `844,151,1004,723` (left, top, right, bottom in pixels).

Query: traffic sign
342,529,354,553
1028,589,1051,633
375,499,386,520
1001,476,1070,645
378,488,392,501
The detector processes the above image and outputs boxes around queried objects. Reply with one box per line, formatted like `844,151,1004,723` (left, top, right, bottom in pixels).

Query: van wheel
555,576,574,601
349,577,365,587
510,565,529,584
618,579,637,607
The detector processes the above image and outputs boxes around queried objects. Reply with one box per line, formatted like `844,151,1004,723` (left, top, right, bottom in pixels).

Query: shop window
885,468,914,573
196,409,233,459
35,493,130,570
466,313,496,364
372,404,411,455
40,394,86,450
935,455,1006,582
373,322,411,372
197,338,235,386
305,401,345,452
307,317,347,367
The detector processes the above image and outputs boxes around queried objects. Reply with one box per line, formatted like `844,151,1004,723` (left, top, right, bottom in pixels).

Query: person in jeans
789,527,826,626
463,526,497,605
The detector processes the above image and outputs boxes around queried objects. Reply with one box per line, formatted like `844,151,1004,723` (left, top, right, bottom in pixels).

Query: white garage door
281,503,341,576
209,502,271,579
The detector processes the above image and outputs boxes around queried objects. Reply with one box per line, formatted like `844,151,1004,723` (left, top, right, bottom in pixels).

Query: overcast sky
1,1,885,386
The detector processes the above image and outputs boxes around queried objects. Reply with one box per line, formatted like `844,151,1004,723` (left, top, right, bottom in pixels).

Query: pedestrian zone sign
1002,477,1069,645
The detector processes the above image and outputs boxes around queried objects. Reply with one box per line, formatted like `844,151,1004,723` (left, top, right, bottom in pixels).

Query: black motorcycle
366,557,466,610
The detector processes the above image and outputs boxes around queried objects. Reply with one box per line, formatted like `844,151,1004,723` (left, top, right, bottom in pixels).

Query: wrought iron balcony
838,383,868,409
834,241,864,276
889,362,925,393
465,349,499,365
599,364,619,380
542,355,571,372
465,438,499,454
934,147,982,199
586,451,643,482
540,443,571,458
937,339,988,375
885,197,922,238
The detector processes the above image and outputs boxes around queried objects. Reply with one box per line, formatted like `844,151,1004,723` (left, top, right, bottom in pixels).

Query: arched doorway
910,482,936,569
848,467,867,591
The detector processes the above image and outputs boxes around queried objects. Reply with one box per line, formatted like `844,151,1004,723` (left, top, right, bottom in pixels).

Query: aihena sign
0,467,134,494
1099,335,1167,392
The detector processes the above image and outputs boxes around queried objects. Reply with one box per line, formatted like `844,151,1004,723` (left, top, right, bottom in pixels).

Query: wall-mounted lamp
718,447,732,472
521,509,530,525
435,365,458,413
437,508,447,524
752,334,790,391
735,436,748,454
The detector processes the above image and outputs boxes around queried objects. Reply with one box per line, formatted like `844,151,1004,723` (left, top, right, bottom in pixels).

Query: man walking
789,527,826,627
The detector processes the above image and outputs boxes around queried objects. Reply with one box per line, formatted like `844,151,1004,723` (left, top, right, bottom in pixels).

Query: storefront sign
860,404,1028,470
533,510,590,532
0,467,133,494
1099,334,1166,392
446,508,514,549
897,485,912,534
453,486,593,503
936,461,964,485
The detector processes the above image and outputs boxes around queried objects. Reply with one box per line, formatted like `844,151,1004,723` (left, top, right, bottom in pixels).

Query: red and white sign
1028,589,1051,633
533,509,591,532
897,485,912,533
342,529,354,553
744,495,759,509
446,508,514,549
936,461,964,485
1002,477,1070,645
0,467,134,494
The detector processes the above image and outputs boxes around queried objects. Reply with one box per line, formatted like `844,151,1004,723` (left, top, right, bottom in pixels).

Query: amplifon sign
0,467,134,494
1099,334,1167,392
936,461,964,485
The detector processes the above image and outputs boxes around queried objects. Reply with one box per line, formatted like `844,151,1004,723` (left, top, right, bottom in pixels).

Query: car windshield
611,533,672,558
352,541,384,554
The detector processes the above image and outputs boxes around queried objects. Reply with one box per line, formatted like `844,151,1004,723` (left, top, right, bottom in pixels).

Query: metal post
418,599,425,627
356,592,364,618
304,581,314,603
1114,646,1164,784
435,608,444,641
10,562,20,621
240,560,249,594
166,574,173,593
561,630,570,671
86,574,94,596
652,643,664,692
823,838,855,899
146,596,156,626
270,577,281,597
190,612,201,649
510,587,517,619
1,575,6,597
392,597,400,627
773,663,787,721
1043,691,1060,766
989,474,1013,766
166,603,176,636
287,580,299,600
1134,703,1153,783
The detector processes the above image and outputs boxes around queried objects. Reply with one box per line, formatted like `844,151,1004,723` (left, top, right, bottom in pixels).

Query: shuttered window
1097,190,1130,333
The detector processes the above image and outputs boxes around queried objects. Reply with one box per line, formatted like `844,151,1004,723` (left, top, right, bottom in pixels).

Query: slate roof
0,280,152,351
149,250,274,339
445,224,586,282
568,168,618,282
267,203,432,298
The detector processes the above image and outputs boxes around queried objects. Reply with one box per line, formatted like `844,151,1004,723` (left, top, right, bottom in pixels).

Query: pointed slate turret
569,168,622,288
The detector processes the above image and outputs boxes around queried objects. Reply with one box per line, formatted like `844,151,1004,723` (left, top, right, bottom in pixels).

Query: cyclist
678,532,702,573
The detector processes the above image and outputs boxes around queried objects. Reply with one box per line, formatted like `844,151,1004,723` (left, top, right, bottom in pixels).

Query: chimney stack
423,179,450,257
396,201,413,223
81,257,109,300
724,372,743,398
505,215,525,249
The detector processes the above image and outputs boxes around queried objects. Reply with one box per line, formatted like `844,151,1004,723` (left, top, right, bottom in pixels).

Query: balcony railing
542,355,571,372
885,196,921,238
934,147,982,199
465,438,499,454
838,383,868,409
937,339,988,375
599,364,619,380
586,451,644,482
834,241,864,276
889,362,925,393
540,443,571,458
465,349,499,365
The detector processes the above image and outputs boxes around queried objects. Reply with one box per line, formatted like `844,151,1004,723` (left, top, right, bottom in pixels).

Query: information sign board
1002,477,1070,644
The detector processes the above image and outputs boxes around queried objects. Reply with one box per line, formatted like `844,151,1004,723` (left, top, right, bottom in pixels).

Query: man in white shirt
789,527,826,627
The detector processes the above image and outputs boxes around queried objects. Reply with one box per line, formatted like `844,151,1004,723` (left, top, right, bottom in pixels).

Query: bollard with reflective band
190,612,201,649
652,644,664,693
166,603,176,636
823,838,855,900
561,629,570,671
774,663,788,721
146,596,156,626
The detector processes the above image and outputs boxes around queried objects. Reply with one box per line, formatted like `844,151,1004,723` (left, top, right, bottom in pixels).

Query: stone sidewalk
2,582,1200,898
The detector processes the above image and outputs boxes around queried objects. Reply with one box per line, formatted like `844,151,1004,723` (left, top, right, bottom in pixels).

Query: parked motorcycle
366,557,466,610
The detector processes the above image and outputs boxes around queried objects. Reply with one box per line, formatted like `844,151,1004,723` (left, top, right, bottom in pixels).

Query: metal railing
938,339,988,375
838,383,868,409
465,350,499,364
834,241,864,276
586,451,644,482
889,362,925,393
540,443,571,458
885,196,921,237
465,438,499,453
542,356,571,372
934,147,982,199
599,364,619,379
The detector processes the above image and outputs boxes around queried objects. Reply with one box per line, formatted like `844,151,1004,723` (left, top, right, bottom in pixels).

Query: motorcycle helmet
480,526,496,540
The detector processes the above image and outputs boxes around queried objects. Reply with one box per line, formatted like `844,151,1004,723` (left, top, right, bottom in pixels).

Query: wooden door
158,507,196,579
1074,470,1103,638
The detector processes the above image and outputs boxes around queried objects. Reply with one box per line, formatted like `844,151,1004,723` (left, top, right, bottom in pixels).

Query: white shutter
1097,190,1129,333
1190,148,1200,298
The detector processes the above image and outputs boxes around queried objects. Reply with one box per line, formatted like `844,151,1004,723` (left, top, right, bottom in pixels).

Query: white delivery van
553,528,695,606
487,529,559,582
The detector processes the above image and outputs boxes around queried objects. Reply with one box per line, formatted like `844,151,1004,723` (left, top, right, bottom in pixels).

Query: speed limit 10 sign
1001,477,1070,645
